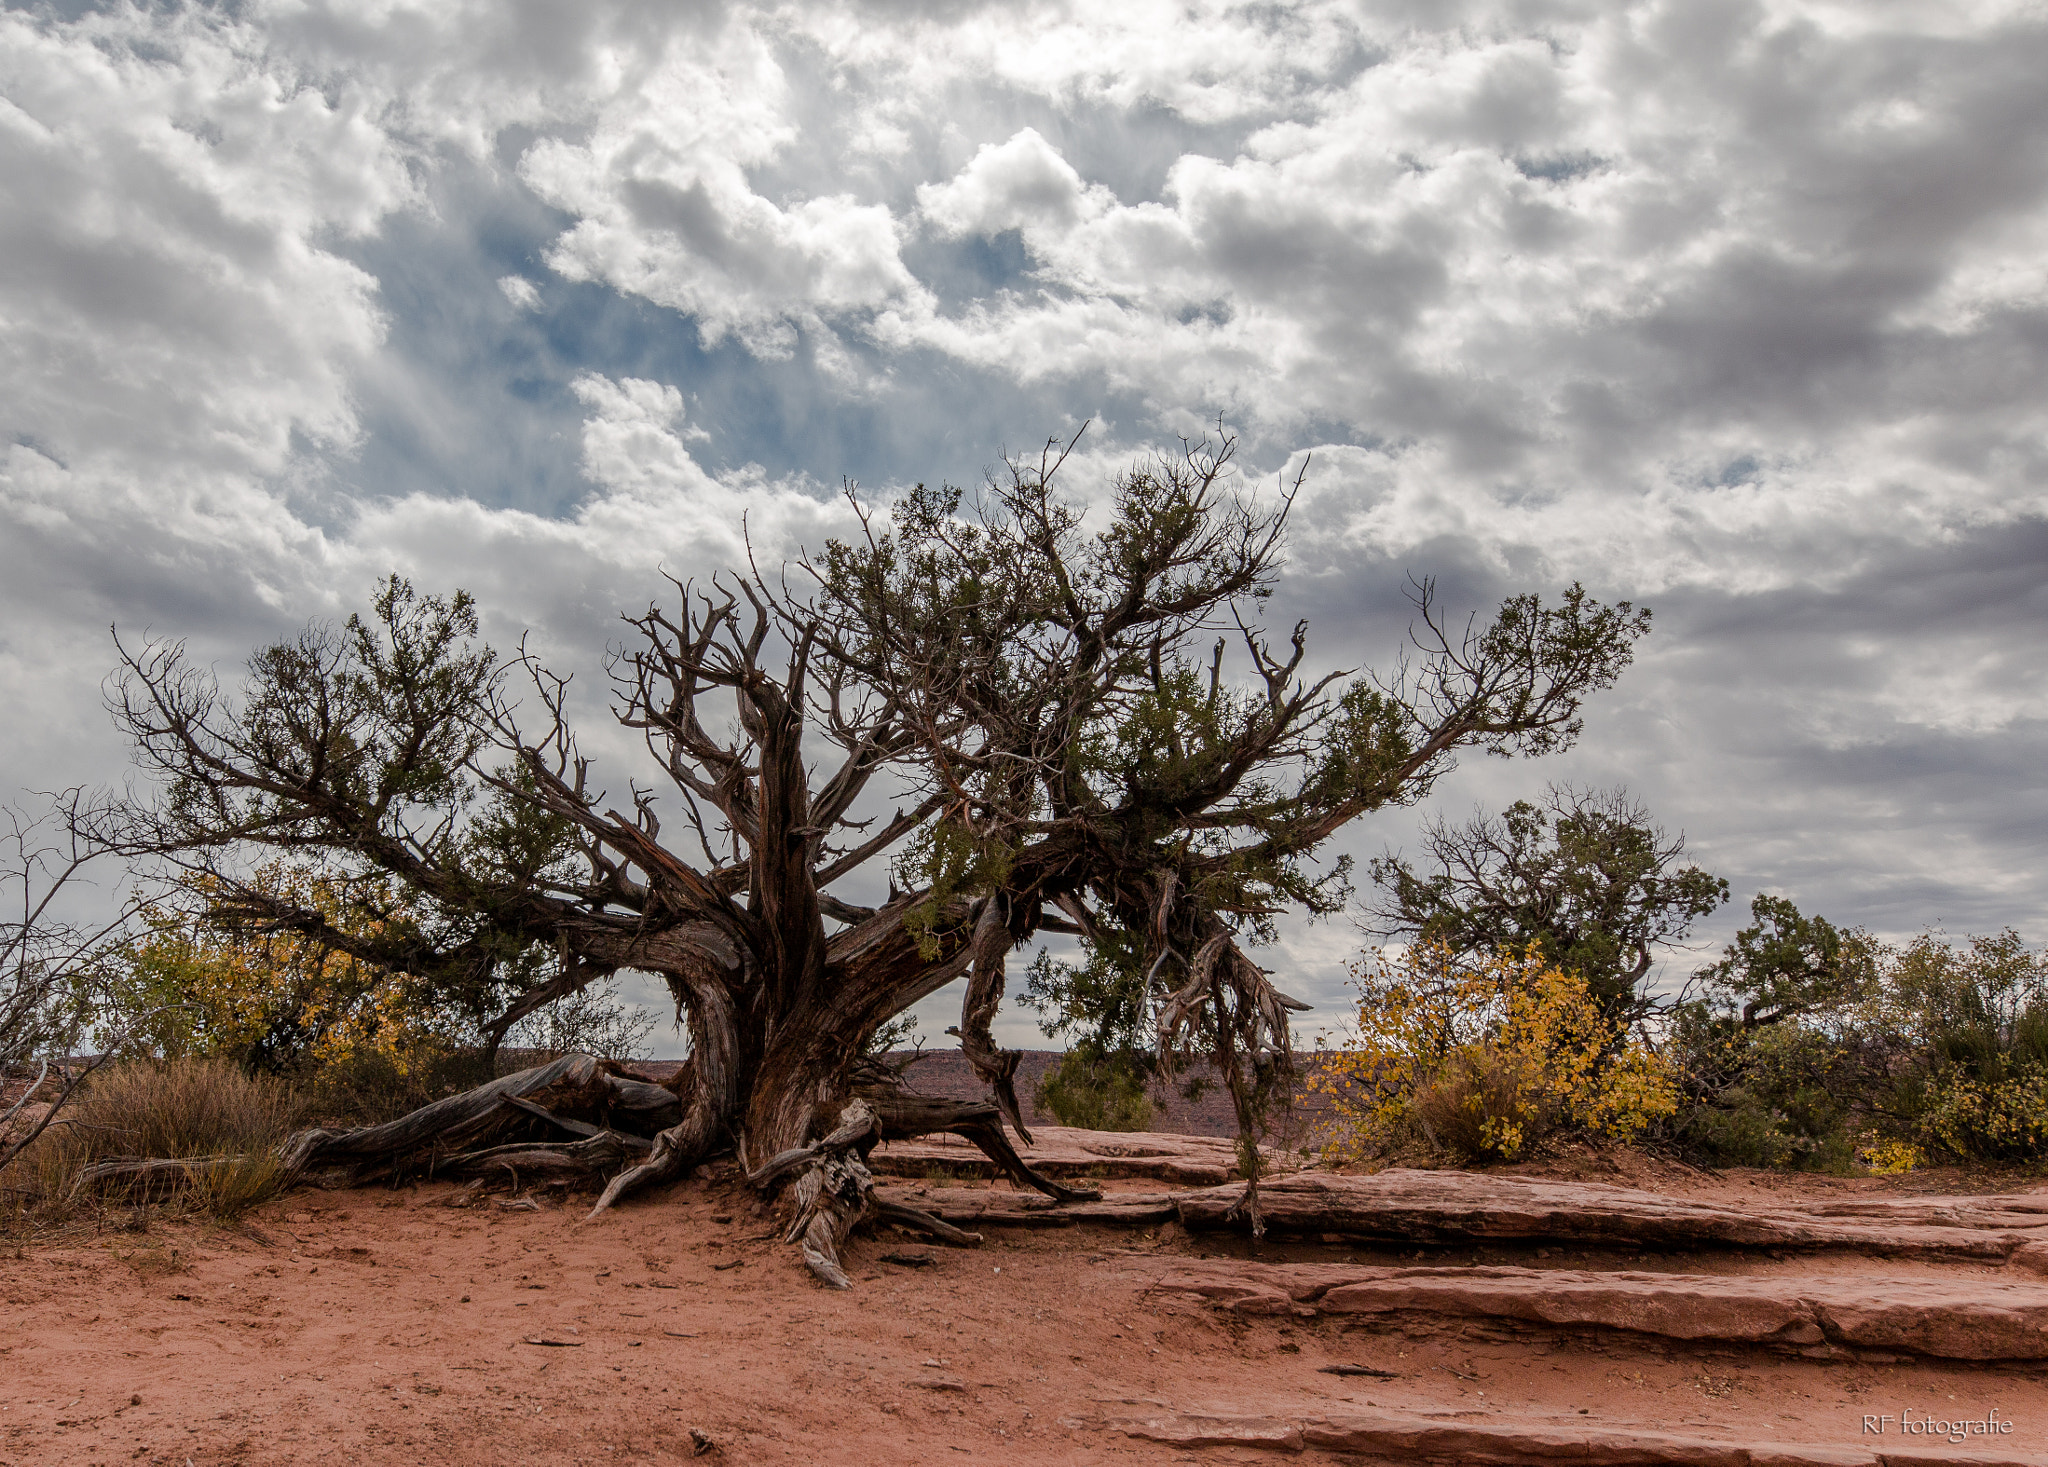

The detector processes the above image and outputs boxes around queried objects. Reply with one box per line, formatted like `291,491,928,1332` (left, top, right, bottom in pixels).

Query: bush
104,860,656,1128
1668,917,2048,1170
15,1057,302,1219
1312,942,1677,1165
1035,1046,1155,1131
1662,1013,1865,1169
112,863,484,1075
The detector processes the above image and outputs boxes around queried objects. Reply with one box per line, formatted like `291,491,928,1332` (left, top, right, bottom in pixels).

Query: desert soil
3,1155,2045,1466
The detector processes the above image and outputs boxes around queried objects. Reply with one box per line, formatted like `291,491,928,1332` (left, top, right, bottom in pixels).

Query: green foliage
1667,908,2048,1170
1664,1012,1864,1169
1369,785,1727,1021
1882,930,2048,1164
1034,1045,1156,1131
896,818,1020,959
1020,930,1155,1057
1693,895,1864,1027
1661,896,1875,1168
154,576,495,845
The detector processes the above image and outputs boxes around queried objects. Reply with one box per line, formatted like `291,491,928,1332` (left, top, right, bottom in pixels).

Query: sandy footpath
3,1167,2046,1465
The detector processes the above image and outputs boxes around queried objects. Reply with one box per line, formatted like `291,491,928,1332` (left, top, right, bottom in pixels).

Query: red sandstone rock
1104,1405,2048,1466
1170,1171,2048,1259
1151,1260,2048,1359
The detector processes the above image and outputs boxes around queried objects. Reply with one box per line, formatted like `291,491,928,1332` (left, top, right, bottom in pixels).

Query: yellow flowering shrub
1856,1138,1924,1175
118,863,467,1077
1921,1064,2048,1163
1311,942,1677,1164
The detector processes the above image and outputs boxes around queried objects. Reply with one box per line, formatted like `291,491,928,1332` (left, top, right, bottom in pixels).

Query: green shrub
1035,1047,1155,1131
1669,914,2048,1170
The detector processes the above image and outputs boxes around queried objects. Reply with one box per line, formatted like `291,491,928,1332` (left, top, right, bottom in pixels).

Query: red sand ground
3,1162,2046,1465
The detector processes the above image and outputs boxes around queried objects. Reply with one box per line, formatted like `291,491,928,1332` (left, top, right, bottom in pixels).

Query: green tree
1365,785,1728,1020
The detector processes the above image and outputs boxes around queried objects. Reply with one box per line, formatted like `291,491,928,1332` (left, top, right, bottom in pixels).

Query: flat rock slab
870,1125,1262,1185
1099,1405,2047,1466
1782,1196,2048,1229
1172,1172,2048,1259
1153,1260,2048,1359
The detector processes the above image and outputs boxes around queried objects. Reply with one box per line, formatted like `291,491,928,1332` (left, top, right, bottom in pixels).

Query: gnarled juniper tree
106,429,1647,1278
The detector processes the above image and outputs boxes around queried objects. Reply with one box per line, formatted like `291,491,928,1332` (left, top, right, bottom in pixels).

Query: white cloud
3,0,2047,982
497,274,542,310
917,129,1110,238
0,8,407,485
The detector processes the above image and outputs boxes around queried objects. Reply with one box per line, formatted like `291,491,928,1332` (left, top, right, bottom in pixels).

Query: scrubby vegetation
1311,942,1678,1165
1034,1045,1156,1131
5,1057,301,1223
1311,893,2048,1174
1667,906,2048,1171
105,861,654,1129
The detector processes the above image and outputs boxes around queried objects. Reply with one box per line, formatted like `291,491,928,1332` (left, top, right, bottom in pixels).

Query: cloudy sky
3,0,2044,1050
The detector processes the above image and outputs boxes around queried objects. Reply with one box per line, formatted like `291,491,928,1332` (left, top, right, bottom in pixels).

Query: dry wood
436,1131,653,1187
769,1101,882,1290
871,1198,982,1247
69,1154,247,1197
279,1054,598,1180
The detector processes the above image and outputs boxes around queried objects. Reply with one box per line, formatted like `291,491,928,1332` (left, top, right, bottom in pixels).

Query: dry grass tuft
6,1057,302,1223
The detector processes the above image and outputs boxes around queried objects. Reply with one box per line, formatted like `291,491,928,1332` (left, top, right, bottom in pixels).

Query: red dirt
4,1163,2047,1465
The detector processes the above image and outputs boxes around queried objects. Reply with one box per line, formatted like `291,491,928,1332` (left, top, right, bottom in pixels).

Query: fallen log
279,1054,609,1184
876,1184,1181,1228
1170,1170,2048,1259
1152,1259,2048,1359
869,1124,1261,1187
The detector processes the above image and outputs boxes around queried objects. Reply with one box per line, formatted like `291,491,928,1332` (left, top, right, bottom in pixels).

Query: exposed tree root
872,1197,983,1247
863,1090,1101,1203
96,1052,1094,1280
